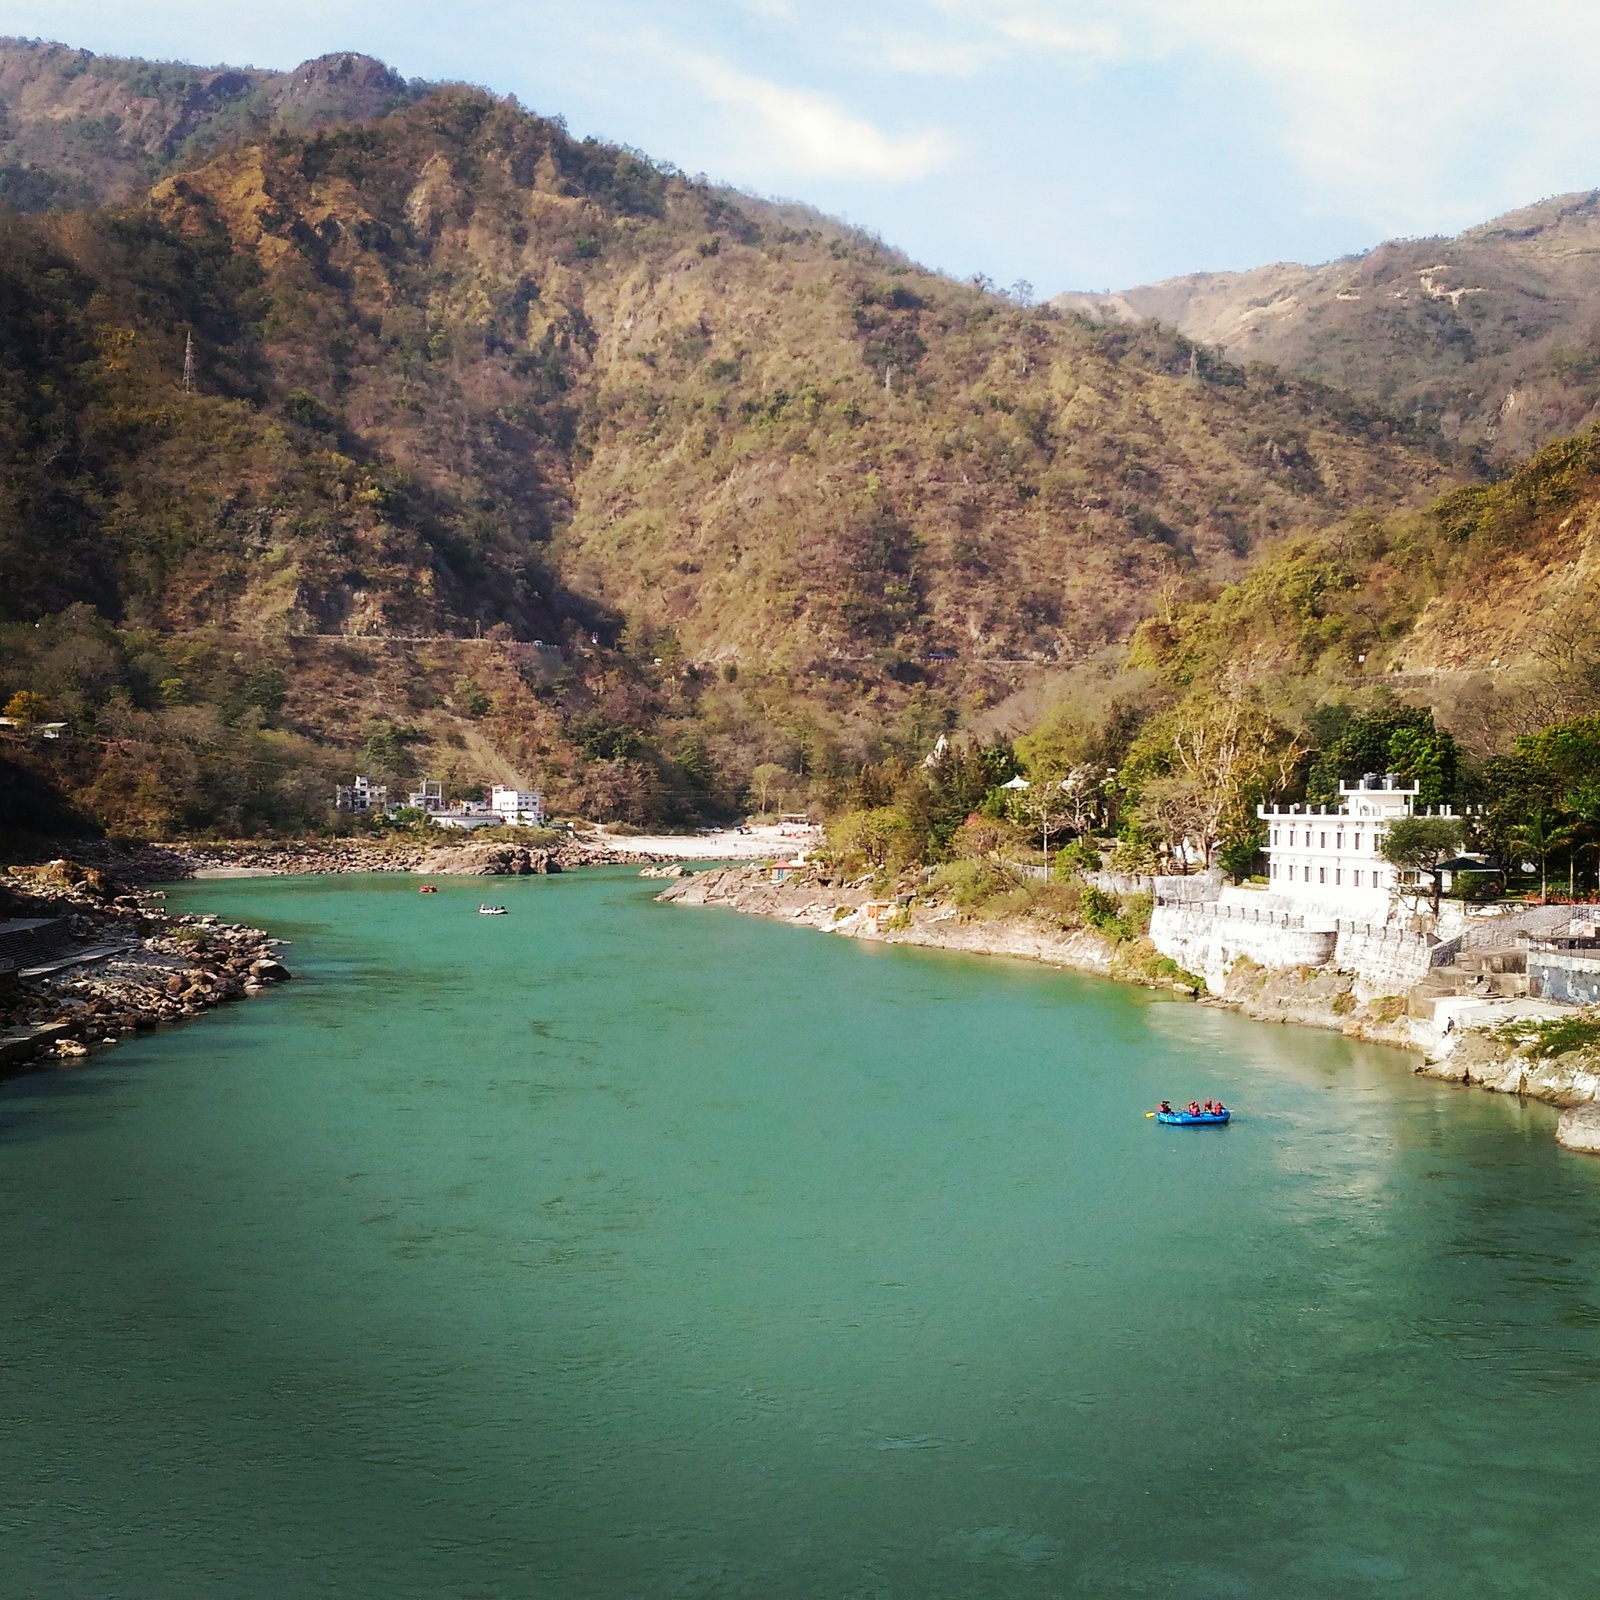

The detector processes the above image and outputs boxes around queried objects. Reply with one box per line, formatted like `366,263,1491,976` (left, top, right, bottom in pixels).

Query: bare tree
1137,696,1300,868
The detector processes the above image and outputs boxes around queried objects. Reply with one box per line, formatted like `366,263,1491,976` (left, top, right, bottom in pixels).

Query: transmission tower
182,331,195,394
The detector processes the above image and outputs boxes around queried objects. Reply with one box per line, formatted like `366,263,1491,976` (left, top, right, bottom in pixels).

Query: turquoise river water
4,869,1600,1598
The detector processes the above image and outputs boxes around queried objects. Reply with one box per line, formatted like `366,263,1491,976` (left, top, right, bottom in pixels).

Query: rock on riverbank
1,859,292,1072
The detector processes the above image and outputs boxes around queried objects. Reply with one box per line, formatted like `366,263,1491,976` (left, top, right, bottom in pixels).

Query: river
3,869,1599,1597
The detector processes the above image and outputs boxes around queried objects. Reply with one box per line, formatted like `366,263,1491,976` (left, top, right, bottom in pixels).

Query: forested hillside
0,59,1452,837
0,40,417,210
815,421,1600,897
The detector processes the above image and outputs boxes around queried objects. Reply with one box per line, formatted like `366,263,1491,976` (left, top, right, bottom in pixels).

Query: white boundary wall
1149,877,1442,995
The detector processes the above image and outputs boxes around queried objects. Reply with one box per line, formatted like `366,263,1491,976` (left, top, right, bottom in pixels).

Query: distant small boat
419,885,439,894
1155,1109,1230,1126
477,904,508,916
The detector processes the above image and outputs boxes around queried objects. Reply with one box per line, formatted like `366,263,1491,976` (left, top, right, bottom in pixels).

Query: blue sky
5,1,1598,295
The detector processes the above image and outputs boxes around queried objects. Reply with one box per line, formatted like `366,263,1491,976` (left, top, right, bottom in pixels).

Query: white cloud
914,0,1600,234
675,50,954,180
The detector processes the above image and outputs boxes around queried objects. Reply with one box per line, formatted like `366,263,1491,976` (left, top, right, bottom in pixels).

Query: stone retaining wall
1530,947,1600,1005
1150,890,1441,995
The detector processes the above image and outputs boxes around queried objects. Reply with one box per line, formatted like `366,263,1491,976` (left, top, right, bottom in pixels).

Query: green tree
452,676,491,718
360,720,419,780
1124,694,1299,869
3,688,49,725
1509,810,1576,902
1565,779,1600,894
750,762,787,815
827,807,915,872
1380,815,1465,914
1307,702,1459,807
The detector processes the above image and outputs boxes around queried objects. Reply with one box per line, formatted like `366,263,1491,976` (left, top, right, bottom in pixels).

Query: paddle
1144,1111,1156,1117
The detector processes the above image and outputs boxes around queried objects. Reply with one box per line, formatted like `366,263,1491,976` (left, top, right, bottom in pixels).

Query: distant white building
407,780,445,814
1260,774,1458,915
334,775,388,813
491,785,544,826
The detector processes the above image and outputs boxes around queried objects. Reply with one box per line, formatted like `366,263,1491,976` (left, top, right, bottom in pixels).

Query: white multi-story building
334,775,388,813
1260,774,1452,915
491,785,544,826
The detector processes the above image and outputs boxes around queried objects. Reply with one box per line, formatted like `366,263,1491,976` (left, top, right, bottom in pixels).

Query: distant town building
0,717,71,740
491,785,544,825
407,780,446,814
334,775,389,813
1260,774,1457,913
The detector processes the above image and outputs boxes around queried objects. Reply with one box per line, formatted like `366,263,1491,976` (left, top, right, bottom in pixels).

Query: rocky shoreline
658,863,1600,1151
69,833,672,882
1,858,292,1074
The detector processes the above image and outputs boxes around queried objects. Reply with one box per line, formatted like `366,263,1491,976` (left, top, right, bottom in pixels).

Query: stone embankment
0,859,292,1073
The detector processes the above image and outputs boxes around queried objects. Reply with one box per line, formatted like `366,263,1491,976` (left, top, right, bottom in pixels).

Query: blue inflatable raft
1155,1109,1230,1125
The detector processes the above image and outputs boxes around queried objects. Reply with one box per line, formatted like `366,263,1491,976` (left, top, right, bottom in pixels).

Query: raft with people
1150,1099,1230,1126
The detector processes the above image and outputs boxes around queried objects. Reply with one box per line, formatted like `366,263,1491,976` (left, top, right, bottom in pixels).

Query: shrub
1493,1015,1600,1058
1081,884,1122,933
1110,938,1204,992
1053,840,1102,878
929,856,1020,909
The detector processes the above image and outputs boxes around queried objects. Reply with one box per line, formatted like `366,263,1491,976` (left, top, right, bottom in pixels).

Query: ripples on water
2,870,1599,1598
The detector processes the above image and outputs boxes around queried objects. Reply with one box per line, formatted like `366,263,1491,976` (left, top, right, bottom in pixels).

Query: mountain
0,48,1454,835
1126,420,1600,762
0,39,417,210
1057,193,1600,460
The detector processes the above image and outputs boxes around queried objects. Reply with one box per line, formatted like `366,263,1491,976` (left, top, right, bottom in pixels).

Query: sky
3,1,1598,296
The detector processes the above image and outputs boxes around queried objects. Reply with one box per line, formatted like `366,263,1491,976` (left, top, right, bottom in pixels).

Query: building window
1320,832,1327,849
1288,865,1295,881
1289,829,1296,847
1335,869,1341,885
1271,862,1278,879
1336,832,1344,849
1319,867,1326,883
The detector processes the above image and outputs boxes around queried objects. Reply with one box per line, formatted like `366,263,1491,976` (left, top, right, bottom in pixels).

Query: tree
750,763,787,815
1509,810,1575,902
1014,778,1075,868
1126,694,1300,869
1565,779,1600,895
1380,816,1465,914
3,689,49,726
1307,701,1459,807
828,808,915,872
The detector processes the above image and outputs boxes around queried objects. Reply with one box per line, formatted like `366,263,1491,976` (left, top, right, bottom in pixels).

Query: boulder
419,844,561,876
1557,1102,1600,1154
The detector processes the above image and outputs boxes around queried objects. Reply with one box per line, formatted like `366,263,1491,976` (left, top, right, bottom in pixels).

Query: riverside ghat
661,776,1600,1152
